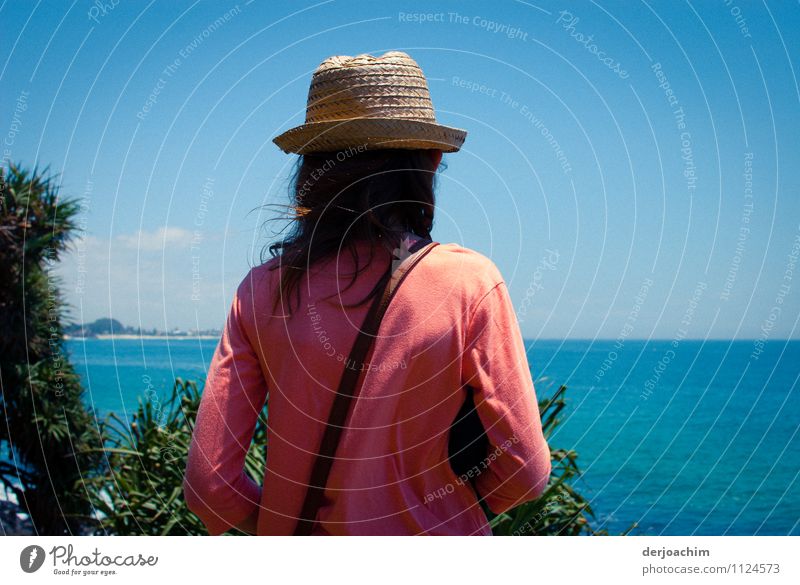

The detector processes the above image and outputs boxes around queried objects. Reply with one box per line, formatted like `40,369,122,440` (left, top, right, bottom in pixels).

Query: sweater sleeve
183,276,267,535
461,281,552,514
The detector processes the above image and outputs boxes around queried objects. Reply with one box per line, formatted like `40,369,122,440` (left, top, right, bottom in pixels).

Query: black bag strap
293,238,440,535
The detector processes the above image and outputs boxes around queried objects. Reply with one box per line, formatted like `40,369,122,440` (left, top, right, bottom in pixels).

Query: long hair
262,147,444,316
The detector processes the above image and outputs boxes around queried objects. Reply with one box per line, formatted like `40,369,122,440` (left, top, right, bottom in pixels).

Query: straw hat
272,51,467,155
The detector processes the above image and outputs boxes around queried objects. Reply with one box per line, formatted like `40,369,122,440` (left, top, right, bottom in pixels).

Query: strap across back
293,236,439,535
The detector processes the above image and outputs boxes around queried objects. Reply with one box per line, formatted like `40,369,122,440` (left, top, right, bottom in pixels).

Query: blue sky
2,0,799,339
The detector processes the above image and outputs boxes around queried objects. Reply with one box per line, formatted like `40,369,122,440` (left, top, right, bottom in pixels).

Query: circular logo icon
20,545,46,573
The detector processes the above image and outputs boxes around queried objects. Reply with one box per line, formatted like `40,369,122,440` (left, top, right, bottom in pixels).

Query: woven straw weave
273,51,467,154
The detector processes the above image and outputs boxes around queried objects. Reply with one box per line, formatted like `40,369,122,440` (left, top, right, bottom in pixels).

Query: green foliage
0,163,105,535
88,376,623,535
84,379,267,535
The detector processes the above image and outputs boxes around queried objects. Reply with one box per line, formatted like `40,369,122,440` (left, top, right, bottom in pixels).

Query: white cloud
53,225,245,330
116,226,195,251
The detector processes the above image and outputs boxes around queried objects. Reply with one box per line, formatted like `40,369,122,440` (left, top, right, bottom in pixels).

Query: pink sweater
183,239,551,535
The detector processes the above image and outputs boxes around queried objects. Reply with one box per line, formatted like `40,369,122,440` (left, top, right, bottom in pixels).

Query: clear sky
2,0,799,340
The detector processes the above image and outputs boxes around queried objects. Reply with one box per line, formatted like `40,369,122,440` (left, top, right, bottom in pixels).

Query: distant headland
64,318,221,340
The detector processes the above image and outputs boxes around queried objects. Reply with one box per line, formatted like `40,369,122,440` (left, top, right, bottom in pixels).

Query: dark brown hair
262,147,444,315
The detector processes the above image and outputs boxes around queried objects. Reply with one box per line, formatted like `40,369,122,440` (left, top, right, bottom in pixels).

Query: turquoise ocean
65,338,800,536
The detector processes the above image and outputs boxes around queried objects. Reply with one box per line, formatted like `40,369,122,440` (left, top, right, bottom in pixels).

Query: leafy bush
82,379,265,535
85,378,626,535
0,163,105,535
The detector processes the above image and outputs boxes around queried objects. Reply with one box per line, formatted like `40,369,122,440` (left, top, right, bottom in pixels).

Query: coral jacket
183,239,551,535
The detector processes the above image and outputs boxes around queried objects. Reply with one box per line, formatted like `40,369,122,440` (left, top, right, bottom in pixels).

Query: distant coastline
64,334,220,340
64,317,221,340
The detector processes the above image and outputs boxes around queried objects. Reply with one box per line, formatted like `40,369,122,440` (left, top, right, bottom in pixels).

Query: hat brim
272,118,467,155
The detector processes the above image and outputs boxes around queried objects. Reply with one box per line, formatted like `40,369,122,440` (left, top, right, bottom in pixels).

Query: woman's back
185,238,551,535
183,51,551,536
